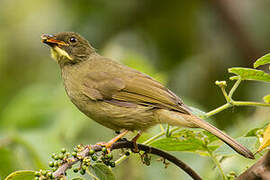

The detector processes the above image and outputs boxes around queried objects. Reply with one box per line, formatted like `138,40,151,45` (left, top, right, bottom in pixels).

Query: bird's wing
82,60,191,114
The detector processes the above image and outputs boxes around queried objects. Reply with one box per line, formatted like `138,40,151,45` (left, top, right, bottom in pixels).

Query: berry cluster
35,144,120,179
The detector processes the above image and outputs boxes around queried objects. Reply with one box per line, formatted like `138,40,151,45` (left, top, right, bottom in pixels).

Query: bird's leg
96,130,129,152
131,131,142,153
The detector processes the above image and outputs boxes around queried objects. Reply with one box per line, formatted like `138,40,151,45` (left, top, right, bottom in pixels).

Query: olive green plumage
41,32,254,159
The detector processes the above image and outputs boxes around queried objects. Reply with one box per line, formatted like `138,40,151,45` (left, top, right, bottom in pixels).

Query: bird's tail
188,115,254,159
156,109,255,159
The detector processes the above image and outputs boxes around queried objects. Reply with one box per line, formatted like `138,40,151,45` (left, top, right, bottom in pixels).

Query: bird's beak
41,34,69,47
41,34,73,61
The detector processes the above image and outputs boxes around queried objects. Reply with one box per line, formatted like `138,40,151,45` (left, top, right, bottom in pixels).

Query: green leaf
245,124,268,137
254,53,270,68
90,163,115,180
4,170,35,180
228,67,270,82
0,147,18,178
149,129,219,153
72,178,86,180
245,128,262,137
214,137,258,156
263,94,270,103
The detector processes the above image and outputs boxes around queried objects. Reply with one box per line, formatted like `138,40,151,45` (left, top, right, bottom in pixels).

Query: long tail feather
156,109,254,159
184,114,255,159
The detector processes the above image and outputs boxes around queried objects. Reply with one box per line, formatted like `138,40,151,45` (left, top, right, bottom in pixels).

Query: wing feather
82,58,190,114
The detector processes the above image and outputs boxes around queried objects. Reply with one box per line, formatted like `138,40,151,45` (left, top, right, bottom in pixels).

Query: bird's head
41,32,95,65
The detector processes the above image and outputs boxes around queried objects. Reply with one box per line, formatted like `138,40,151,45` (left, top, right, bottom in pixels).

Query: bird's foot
96,142,113,153
96,130,129,153
131,131,142,153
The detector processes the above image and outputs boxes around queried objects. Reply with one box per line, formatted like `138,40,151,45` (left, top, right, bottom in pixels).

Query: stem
208,149,226,180
233,101,270,107
142,127,180,145
166,124,171,137
221,86,230,103
159,124,165,132
205,103,232,117
115,150,131,165
86,168,99,180
228,78,241,98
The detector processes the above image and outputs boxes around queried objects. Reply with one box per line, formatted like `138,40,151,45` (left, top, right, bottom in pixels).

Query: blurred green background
0,0,270,179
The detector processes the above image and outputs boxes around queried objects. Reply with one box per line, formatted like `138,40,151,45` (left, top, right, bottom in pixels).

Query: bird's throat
50,46,73,63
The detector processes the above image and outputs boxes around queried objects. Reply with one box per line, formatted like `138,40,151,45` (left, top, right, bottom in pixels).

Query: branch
237,150,270,180
52,141,202,180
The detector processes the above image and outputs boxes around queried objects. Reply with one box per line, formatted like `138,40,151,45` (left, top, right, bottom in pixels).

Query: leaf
0,147,18,178
228,67,270,82
149,129,219,153
214,137,258,156
254,53,270,68
257,124,270,153
263,94,270,104
91,163,115,180
245,124,268,137
4,170,35,180
72,178,86,180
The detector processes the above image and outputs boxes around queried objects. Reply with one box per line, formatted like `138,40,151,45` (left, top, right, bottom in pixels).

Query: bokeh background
0,0,270,179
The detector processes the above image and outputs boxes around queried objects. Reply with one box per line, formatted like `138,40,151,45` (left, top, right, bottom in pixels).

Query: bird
41,32,254,159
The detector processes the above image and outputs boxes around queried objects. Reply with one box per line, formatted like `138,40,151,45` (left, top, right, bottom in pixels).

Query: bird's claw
96,142,112,153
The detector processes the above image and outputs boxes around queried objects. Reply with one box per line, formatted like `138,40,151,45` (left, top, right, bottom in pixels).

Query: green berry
92,155,97,161
89,149,95,155
101,157,105,161
54,154,59,160
57,160,62,166
54,161,58,167
82,165,87,170
34,171,40,177
72,152,77,157
52,167,57,172
110,162,115,167
73,168,79,173
145,161,150,166
41,170,47,176
80,169,86,175
47,172,53,178
34,177,39,180
102,147,107,153
105,153,113,160
51,153,56,159
59,154,64,160
61,148,66,154
73,148,78,152
49,161,54,167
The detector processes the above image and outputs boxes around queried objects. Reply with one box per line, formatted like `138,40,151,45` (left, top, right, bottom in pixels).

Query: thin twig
52,141,202,180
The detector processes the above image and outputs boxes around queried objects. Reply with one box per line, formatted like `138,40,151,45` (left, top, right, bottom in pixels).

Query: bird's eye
70,37,77,43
